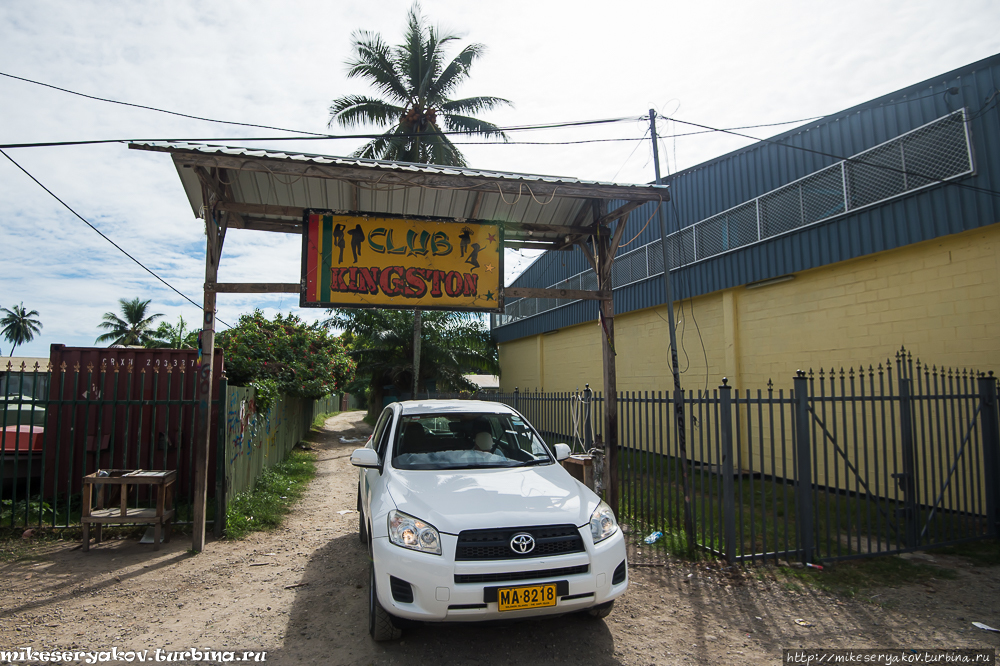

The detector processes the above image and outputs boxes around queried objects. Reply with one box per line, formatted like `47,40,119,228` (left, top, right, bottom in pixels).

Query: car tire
369,560,402,641
357,490,367,545
586,601,614,619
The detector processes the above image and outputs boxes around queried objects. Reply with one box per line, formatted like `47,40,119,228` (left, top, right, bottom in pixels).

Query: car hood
385,463,599,534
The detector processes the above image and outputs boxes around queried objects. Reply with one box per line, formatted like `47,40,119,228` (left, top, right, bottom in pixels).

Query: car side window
375,408,395,458
369,408,392,453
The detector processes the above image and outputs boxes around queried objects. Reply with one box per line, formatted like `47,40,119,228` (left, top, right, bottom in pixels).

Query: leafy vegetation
95,297,163,346
326,308,497,419
147,314,198,349
329,1,511,166
217,310,355,412
224,449,317,539
1,302,42,356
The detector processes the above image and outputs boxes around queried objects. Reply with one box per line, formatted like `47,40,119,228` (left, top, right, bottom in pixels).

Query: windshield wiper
514,458,552,467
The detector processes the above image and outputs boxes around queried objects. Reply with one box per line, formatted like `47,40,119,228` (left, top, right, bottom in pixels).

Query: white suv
352,400,628,641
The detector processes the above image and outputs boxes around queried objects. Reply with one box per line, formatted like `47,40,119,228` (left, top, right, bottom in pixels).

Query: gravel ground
1,411,997,665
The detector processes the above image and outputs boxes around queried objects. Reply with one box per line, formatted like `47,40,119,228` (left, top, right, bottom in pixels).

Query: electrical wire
0,148,231,329
0,71,332,137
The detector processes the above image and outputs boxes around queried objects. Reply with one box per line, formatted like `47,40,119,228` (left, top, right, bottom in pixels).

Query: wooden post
192,197,222,553
595,202,620,516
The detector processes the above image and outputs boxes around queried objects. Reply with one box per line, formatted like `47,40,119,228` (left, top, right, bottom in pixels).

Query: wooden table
81,469,176,552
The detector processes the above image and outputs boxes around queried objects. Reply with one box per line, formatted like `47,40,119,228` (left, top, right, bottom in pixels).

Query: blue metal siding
495,54,1000,343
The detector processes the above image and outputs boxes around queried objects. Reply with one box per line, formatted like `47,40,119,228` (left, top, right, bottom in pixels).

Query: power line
0,148,230,328
0,71,333,137
0,116,833,151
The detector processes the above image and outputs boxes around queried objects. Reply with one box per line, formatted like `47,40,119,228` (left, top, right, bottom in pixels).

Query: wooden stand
81,470,176,552
561,454,595,491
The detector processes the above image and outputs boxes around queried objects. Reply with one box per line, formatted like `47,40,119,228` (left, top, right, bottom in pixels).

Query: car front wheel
369,560,402,641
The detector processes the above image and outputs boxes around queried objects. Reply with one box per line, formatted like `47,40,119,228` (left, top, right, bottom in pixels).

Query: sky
2,0,999,359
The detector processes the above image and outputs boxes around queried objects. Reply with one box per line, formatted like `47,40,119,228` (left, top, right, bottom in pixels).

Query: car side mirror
553,443,571,461
350,448,381,468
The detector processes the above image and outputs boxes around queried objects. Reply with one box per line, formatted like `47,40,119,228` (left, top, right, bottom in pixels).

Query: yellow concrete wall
500,225,1000,393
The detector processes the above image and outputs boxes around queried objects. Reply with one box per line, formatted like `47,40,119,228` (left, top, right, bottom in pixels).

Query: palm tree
0,303,42,356
325,308,498,420
148,315,198,349
330,4,510,392
96,298,164,347
329,2,512,166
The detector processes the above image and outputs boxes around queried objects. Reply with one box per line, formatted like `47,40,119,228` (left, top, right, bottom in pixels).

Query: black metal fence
435,348,1000,564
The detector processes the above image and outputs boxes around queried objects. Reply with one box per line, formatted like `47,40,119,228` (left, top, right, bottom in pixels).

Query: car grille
455,524,585,560
455,564,589,585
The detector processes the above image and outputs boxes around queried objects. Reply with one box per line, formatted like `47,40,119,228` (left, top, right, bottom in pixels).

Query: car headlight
590,501,618,543
388,510,442,555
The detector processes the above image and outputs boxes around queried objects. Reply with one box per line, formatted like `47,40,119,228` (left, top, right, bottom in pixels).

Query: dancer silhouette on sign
459,227,472,257
333,223,346,264
466,243,482,270
349,224,365,263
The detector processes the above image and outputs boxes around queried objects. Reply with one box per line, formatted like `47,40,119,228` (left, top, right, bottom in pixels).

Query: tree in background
329,2,511,165
217,310,355,412
325,308,498,420
148,314,198,349
0,303,42,356
330,3,510,395
95,297,164,347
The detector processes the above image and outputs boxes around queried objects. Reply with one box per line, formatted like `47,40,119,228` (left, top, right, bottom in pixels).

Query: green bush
217,310,355,402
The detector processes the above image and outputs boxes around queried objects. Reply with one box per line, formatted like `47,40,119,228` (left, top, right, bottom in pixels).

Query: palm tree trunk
412,309,422,398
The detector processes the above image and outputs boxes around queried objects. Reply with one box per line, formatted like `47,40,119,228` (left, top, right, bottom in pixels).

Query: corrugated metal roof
128,142,670,249
493,53,1000,343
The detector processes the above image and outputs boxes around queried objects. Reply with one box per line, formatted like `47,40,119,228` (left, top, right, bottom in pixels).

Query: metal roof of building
128,142,669,250
493,52,1000,342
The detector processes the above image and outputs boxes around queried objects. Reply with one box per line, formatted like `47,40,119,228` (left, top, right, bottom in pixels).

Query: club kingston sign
301,211,503,312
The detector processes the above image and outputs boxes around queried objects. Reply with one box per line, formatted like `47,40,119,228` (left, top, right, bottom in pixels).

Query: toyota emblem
509,532,536,554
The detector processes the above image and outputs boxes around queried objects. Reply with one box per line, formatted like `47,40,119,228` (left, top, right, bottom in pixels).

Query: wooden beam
207,282,300,293
504,221,599,236
241,218,303,233
469,191,484,219
597,200,645,227
504,287,610,301
609,210,633,257
503,241,575,252
575,239,598,274
142,148,672,203
215,202,305,218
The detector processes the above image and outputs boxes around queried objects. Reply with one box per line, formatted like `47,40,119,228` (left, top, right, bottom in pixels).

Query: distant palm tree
0,303,42,356
148,315,198,349
96,298,164,347
329,2,511,166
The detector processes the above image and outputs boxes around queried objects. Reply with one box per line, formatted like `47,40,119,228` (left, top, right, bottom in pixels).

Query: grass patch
224,449,316,539
931,539,1000,566
311,410,341,429
776,555,958,598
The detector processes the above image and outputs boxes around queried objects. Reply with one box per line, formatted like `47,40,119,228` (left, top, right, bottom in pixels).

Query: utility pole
412,310,422,398
649,109,696,554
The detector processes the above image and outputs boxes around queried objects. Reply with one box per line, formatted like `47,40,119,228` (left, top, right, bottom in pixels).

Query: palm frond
329,96,404,129
345,30,410,103
428,43,486,100
443,113,509,141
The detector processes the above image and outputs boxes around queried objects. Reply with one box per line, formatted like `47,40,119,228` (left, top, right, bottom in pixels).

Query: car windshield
391,411,553,470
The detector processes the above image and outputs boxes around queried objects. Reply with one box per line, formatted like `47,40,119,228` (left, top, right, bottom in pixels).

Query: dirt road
1,412,997,665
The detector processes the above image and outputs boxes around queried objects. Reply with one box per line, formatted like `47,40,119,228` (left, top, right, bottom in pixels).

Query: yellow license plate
497,583,558,612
